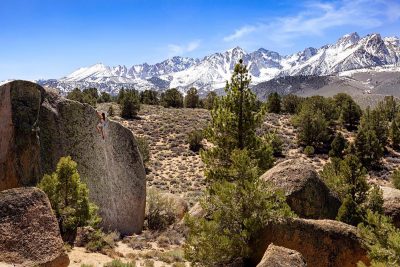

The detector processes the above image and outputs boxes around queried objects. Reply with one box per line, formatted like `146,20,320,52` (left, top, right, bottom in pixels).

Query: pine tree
185,61,292,265
140,90,159,105
355,108,385,168
160,88,184,108
358,211,400,267
184,87,200,108
390,117,400,149
185,149,292,265
329,132,347,158
38,156,100,242
336,155,370,226
203,91,218,110
378,95,398,122
293,107,329,149
334,93,362,130
121,90,141,119
201,59,274,181
282,94,303,114
117,88,126,104
267,92,281,113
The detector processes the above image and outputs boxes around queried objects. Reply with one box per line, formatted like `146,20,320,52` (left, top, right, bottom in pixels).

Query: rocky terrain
2,80,400,266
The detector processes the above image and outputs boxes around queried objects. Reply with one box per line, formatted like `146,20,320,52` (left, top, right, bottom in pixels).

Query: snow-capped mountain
37,32,400,95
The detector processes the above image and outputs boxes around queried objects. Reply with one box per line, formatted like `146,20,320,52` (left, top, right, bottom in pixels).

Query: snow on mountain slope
34,32,400,94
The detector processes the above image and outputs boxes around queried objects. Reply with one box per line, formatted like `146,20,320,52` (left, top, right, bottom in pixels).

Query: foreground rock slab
0,80,146,235
0,187,69,267
250,218,369,267
260,159,341,219
256,244,307,267
381,186,400,228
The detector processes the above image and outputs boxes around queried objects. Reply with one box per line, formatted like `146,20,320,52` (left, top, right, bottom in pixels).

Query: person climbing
96,112,106,139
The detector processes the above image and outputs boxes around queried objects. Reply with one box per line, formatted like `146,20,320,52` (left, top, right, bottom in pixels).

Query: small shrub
146,188,176,230
85,229,119,252
104,259,136,267
391,169,400,189
304,146,315,157
329,133,347,158
264,131,283,157
38,156,101,243
108,105,114,117
186,130,203,152
137,136,150,164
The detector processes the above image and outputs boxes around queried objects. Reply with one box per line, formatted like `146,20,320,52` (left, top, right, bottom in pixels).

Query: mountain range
36,32,400,95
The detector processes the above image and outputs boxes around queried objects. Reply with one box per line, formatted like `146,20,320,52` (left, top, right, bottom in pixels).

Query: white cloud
223,26,257,42
168,40,201,56
223,0,400,43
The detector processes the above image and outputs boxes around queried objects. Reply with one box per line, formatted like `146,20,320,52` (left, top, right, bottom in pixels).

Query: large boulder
250,218,369,267
256,244,306,267
0,187,69,267
0,81,41,191
260,159,340,219
0,80,146,235
381,186,400,228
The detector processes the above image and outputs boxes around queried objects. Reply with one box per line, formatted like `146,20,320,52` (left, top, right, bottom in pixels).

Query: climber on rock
96,112,106,139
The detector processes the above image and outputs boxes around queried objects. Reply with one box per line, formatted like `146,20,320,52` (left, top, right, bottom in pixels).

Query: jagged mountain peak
37,32,400,95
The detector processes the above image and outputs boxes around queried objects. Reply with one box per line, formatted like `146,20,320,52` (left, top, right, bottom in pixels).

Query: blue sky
1,0,399,80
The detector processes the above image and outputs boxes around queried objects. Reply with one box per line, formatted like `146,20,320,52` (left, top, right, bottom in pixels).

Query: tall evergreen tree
355,107,386,168
201,59,274,181
336,155,370,226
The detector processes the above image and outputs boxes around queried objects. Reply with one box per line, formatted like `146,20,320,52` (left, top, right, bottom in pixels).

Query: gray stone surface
0,80,146,235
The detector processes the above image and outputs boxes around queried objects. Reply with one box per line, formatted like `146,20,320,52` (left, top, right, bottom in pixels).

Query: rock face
0,80,146,235
256,244,307,267
250,218,369,267
382,186,400,228
0,81,41,191
0,187,69,267
260,159,340,219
